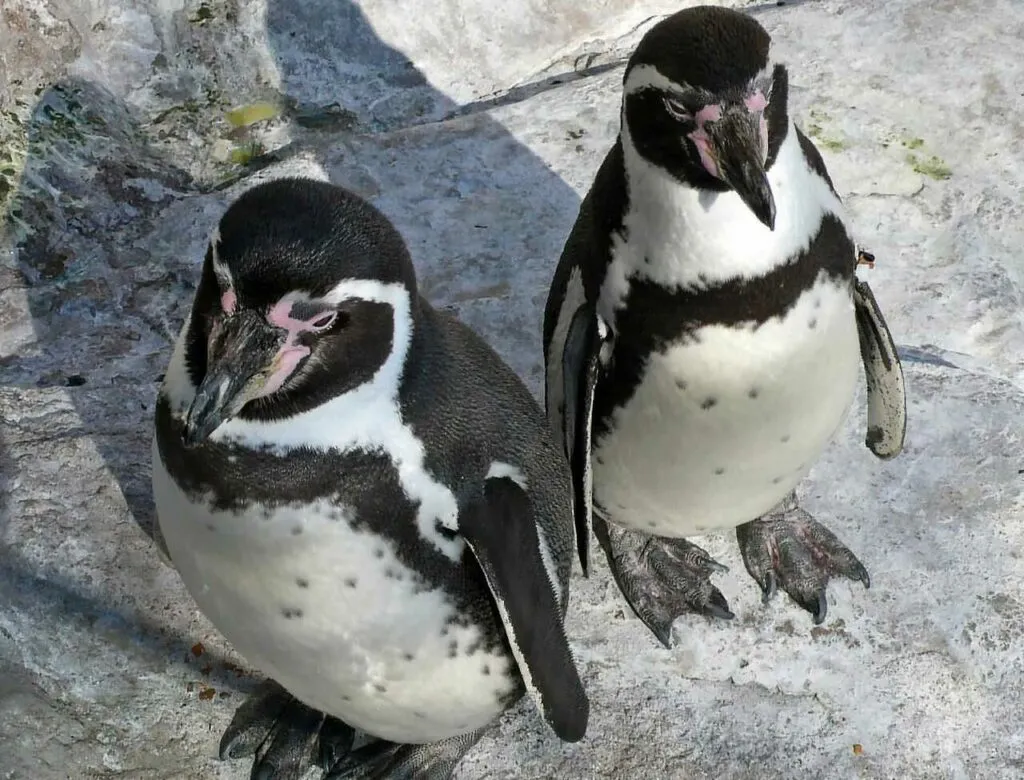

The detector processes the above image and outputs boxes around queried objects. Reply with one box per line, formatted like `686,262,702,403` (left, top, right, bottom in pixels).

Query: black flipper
561,303,609,577
852,277,907,459
459,475,589,743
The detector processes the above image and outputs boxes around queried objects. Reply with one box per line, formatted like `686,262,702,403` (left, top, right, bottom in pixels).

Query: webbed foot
327,730,485,780
219,679,355,779
736,492,870,624
595,515,733,648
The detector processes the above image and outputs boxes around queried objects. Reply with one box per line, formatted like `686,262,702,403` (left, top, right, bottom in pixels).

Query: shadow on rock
0,0,580,722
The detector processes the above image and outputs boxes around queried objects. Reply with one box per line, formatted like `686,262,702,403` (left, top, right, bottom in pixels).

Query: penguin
543,6,907,648
152,177,589,779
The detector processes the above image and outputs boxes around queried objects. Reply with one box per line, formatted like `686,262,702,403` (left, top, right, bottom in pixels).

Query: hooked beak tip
182,386,230,448
181,411,221,448
756,199,777,231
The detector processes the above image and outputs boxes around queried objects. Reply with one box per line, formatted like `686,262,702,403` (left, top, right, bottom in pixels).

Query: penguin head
182,178,418,446
621,6,788,230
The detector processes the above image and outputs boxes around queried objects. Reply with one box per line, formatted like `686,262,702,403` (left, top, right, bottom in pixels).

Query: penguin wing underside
459,474,589,743
560,303,609,577
853,278,907,459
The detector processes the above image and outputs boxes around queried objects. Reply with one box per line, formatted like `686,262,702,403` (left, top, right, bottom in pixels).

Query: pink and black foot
594,514,734,648
735,492,870,624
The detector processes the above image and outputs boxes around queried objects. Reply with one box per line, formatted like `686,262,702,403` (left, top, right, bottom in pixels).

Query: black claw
706,558,729,574
706,589,735,621
854,563,871,589
651,621,674,650
812,592,828,625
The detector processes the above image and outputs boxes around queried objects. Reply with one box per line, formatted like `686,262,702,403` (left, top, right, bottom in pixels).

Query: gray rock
2,0,1023,778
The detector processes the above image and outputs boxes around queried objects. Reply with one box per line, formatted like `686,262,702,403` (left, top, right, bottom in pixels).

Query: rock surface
2,0,1023,778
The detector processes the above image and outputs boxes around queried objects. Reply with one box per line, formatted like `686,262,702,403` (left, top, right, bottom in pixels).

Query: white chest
592,277,860,536
152,448,515,744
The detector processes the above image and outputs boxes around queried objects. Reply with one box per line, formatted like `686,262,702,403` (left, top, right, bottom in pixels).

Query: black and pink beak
183,311,282,447
689,103,776,230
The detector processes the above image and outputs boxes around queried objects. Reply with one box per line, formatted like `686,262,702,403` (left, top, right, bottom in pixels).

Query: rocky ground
2,0,1023,778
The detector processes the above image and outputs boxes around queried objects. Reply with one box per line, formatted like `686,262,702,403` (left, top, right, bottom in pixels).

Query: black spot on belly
780,434,791,443
866,425,884,449
772,477,783,485
373,683,387,693
648,521,657,528
448,640,459,658
205,523,215,532
808,318,818,329
814,298,822,309
714,467,725,476
675,378,687,391
296,577,309,589
344,577,358,588
373,549,384,559
434,520,458,541
748,388,760,399
595,455,605,466
403,652,415,661
341,694,351,701
282,607,303,619
701,397,717,410
291,525,303,536
414,710,426,719
482,664,491,676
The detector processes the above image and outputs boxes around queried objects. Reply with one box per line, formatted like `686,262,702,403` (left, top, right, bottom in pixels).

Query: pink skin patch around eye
744,90,768,113
687,104,724,179
221,289,236,314
254,295,331,399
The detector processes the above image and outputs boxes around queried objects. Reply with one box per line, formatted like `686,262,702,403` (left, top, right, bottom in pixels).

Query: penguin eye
309,311,338,331
663,98,692,121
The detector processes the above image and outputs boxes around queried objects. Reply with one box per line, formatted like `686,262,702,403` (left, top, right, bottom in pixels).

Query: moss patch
906,153,952,180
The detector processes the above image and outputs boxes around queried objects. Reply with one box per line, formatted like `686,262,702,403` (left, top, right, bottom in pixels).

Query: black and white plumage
152,178,588,779
544,7,906,647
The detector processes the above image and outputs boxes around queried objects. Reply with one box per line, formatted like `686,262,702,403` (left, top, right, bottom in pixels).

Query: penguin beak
706,109,776,231
183,311,282,447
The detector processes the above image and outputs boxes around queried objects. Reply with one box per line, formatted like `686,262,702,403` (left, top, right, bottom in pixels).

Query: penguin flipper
460,474,589,743
852,278,907,459
561,303,609,576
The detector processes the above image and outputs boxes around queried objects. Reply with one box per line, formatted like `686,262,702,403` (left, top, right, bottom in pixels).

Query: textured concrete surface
2,0,1023,778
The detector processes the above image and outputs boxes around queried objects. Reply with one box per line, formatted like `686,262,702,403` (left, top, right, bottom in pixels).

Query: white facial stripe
752,63,775,93
486,461,528,490
623,64,685,97
209,225,232,287
161,315,198,415
624,62,777,100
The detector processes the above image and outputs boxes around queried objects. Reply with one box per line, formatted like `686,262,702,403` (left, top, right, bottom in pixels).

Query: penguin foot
326,729,485,780
219,679,355,780
736,493,870,624
595,515,733,648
